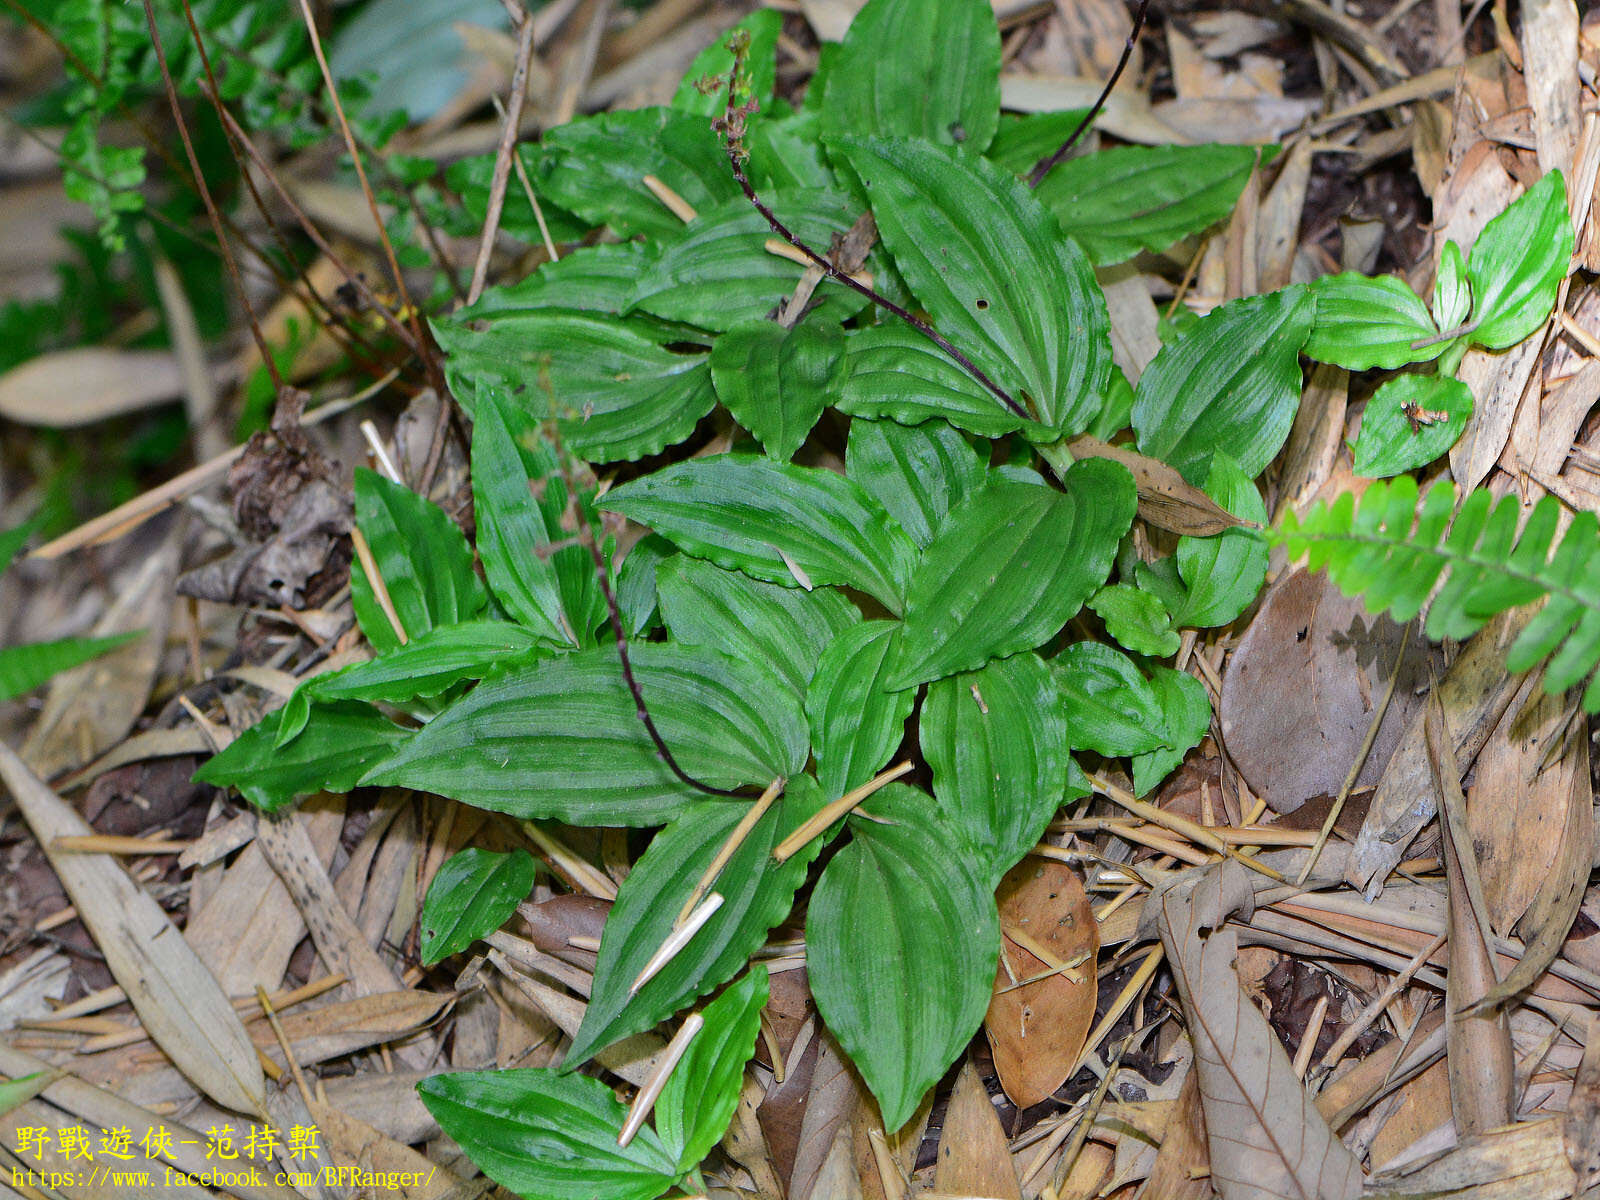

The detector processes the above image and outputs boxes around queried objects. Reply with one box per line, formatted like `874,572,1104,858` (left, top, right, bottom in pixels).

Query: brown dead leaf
1520,0,1581,179
790,1032,865,1200
1565,1012,1600,1191
1150,860,1363,1200
1369,1059,1453,1172
935,1059,1021,1200
0,346,188,426
1068,435,1243,536
1138,1063,1212,1200
985,858,1098,1109
809,1124,865,1200
1368,1117,1577,1198
1275,364,1348,519
310,1101,462,1199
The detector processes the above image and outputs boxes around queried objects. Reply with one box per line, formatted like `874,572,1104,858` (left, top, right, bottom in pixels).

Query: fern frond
1276,476,1600,710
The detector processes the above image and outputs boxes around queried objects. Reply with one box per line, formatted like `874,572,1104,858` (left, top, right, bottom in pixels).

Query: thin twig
1026,0,1151,187
467,14,538,304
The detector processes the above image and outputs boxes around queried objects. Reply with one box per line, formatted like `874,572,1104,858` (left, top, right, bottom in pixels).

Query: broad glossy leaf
710,318,842,461
1034,143,1266,266
920,651,1071,887
673,9,782,117
846,416,986,547
657,555,858,699
470,391,570,644
419,1069,679,1200
655,967,769,1172
435,309,715,464
534,106,740,240
364,644,807,825
1142,451,1270,628
1131,285,1313,483
835,323,1038,439
1305,272,1439,371
985,110,1089,176
1052,642,1167,757
1130,667,1210,796
601,454,917,613
461,242,654,318
807,621,915,799
890,461,1136,688
627,190,872,331
195,702,411,812
821,0,1001,152
1088,584,1180,657
567,778,826,1064
1352,373,1473,479
807,783,999,1131
832,135,1112,438
1468,170,1571,349
420,848,538,965
351,468,486,653
1433,239,1470,330
0,632,139,704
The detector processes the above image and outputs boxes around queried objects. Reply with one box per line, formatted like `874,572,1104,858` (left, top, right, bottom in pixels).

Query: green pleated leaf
0,632,140,704
615,535,672,638
747,112,838,191
279,621,547,746
889,462,1136,688
985,110,1089,176
459,240,654,319
566,778,826,1066
363,645,806,826
1467,170,1571,350
194,702,412,812
655,967,769,1173
420,847,538,965
657,555,859,700
446,149,589,247
846,416,986,547
831,135,1112,439
673,9,781,118
351,469,486,653
807,621,915,800
1052,642,1168,757
1131,285,1313,483
1433,239,1470,330
627,190,873,331
533,106,741,240
834,323,1039,439
1304,272,1440,371
1352,373,1474,479
601,455,917,613
1034,143,1267,266
418,1070,679,1200
920,651,1071,887
435,309,715,465
821,0,1001,153
807,783,999,1131
1130,667,1210,796
1088,584,1180,657
710,318,842,462
469,391,571,645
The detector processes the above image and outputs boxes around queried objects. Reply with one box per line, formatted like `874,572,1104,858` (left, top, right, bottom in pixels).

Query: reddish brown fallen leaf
934,1059,1021,1200
1151,860,1363,1200
984,858,1098,1109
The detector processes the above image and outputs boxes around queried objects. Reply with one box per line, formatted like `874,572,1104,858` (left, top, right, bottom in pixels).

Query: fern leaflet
1275,475,1600,710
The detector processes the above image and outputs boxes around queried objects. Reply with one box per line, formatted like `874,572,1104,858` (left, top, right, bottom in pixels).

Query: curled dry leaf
1068,434,1243,536
1149,859,1363,1200
984,857,1099,1109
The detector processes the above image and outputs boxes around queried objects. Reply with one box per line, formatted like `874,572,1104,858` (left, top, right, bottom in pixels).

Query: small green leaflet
1052,642,1168,757
0,1070,60,1119
656,555,859,699
1132,285,1313,483
364,644,807,826
434,310,715,465
418,1069,679,1200
1433,240,1470,330
1088,584,1180,657
601,455,918,614
889,462,1136,688
0,632,140,704
1130,667,1210,796
616,535,672,637
1352,374,1474,478
420,848,538,965
807,783,999,1131
710,319,842,462
846,416,986,548
807,621,915,800
566,778,825,1066
194,702,411,812
673,9,782,118
533,106,740,240
1033,143,1268,266
831,135,1112,439
1304,273,1441,371
350,468,486,653
835,324,1038,440
821,0,1001,153
654,967,769,1173
1466,170,1571,350
920,651,1072,887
